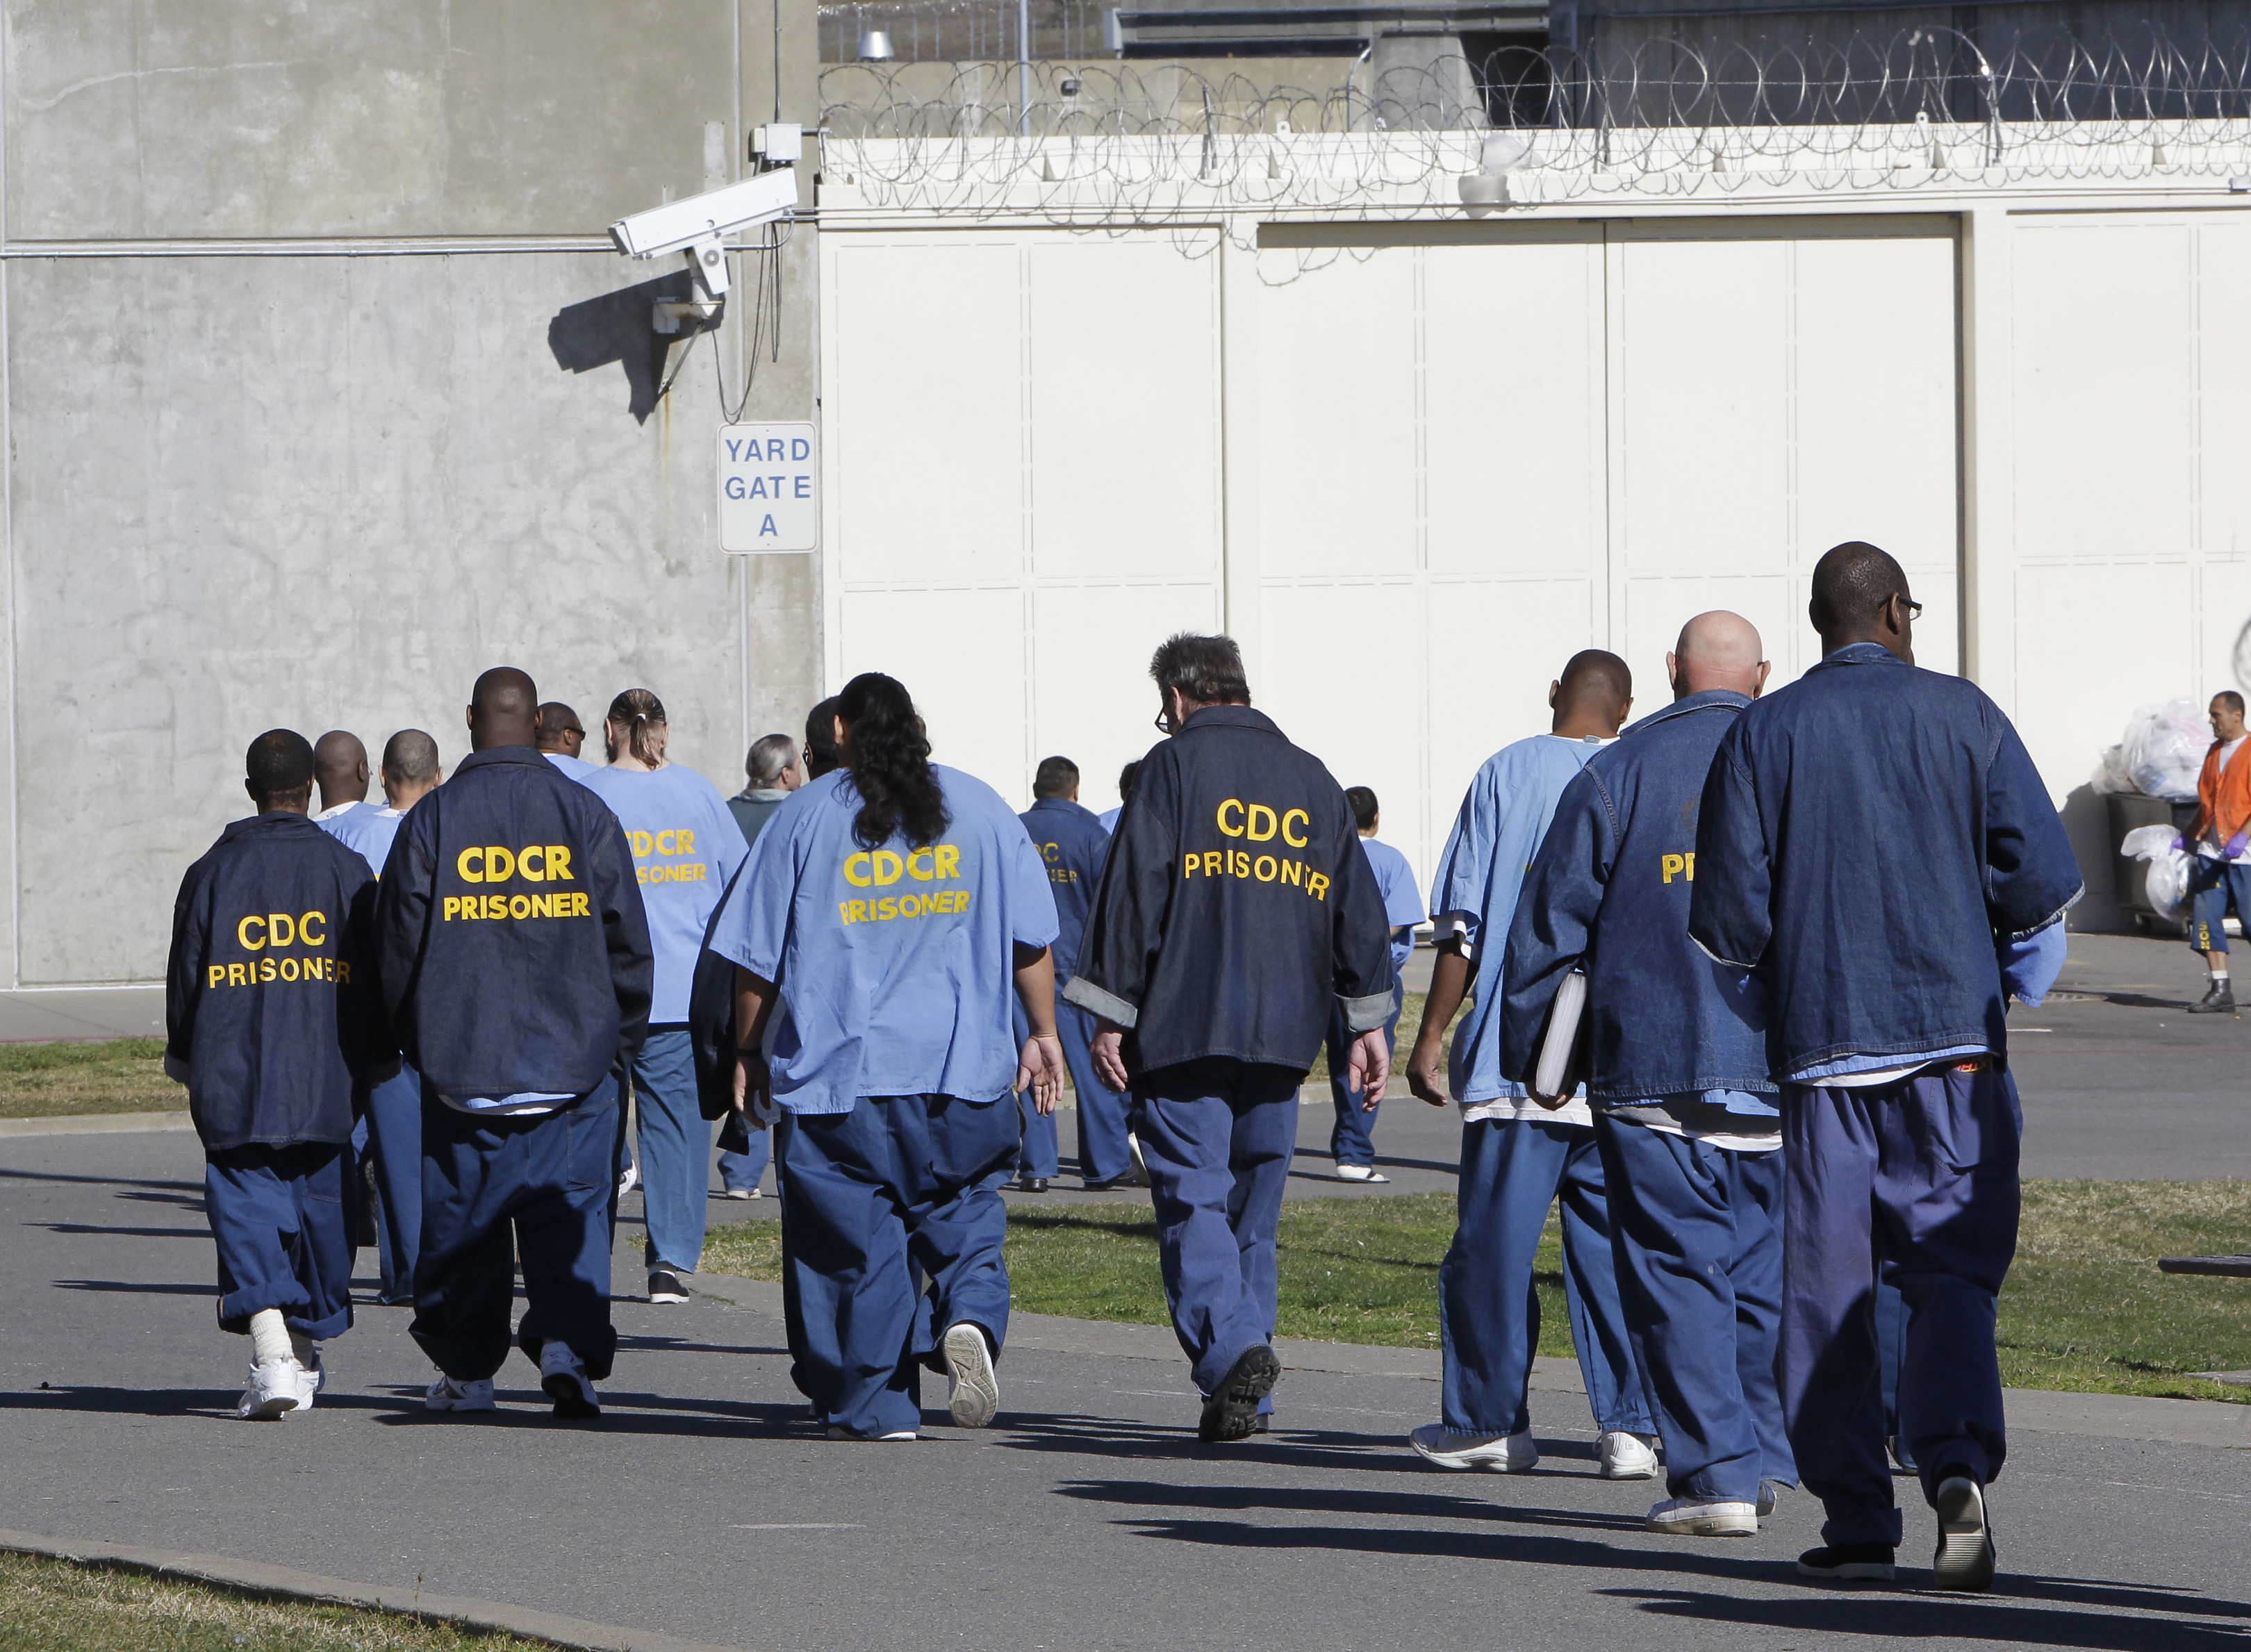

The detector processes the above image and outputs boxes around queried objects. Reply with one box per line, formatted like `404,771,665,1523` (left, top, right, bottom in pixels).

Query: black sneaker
1797,1543,1897,1581
1931,1476,1997,1591
1011,1176,1049,1193
648,1268,690,1305
1198,1344,1282,1443
2188,980,2236,1014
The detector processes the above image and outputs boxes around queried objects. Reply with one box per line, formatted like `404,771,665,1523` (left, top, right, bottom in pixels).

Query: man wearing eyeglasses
1690,541,2081,1592
536,703,598,783
1065,632,1395,1442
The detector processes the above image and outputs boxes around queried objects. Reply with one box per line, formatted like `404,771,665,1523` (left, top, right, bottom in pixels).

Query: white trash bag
2090,743,2135,795
2120,823,2192,920
2119,700,2209,801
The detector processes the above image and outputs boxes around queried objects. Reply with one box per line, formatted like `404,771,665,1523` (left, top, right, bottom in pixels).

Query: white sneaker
827,1425,918,1441
1127,1132,1150,1184
617,1162,641,1196
1597,1430,1662,1479
1758,1479,1786,1519
722,1187,757,1200
1335,1164,1390,1184
942,1322,1000,1429
236,1359,308,1421
1647,1496,1758,1537
1410,1424,1539,1472
538,1341,601,1418
424,1373,495,1412
295,1350,325,1411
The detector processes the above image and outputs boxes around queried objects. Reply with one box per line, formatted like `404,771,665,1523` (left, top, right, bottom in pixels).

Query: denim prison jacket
166,811,395,1151
1502,691,1777,1104
1064,706,1396,1079
1687,643,2082,1079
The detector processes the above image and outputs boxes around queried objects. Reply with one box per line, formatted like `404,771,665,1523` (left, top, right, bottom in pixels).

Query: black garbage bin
2107,791,2197,934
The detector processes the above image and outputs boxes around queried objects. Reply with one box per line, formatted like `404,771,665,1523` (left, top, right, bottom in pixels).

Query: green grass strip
704,1178,2251,1403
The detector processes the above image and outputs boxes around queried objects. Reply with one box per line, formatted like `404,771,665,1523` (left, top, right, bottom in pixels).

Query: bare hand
1405,1031,1451,1107
733,1047,772,1113
1347,1028,1392,1110
1016,1034,1066,1114
1090,1028,1132,1094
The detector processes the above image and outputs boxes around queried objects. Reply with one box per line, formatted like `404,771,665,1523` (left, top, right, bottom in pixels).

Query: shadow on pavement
1052,1492,2251,1649
1057,1474,1647,1535
0,1386,398,1419
0,1166,201,1197
1606,1583,2251,1648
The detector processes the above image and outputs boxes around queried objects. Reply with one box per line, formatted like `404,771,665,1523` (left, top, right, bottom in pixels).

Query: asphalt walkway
3,1128,2246,1652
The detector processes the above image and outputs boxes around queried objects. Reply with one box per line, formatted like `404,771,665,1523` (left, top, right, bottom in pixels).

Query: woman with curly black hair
708,671,1065,1440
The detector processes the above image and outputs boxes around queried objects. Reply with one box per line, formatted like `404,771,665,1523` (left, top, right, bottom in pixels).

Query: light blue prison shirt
1358,835,1426,973
579,763,749,1025
707,766,1059,1117
1430,733,1611,1107
322,805,407,878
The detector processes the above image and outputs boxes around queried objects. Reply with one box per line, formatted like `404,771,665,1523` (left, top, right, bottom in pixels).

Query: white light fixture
857,28,895,60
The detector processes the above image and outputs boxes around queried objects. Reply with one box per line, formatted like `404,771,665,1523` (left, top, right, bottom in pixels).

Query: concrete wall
2,0,824,986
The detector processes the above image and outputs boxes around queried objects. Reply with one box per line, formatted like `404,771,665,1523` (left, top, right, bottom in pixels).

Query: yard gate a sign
717,422,818,554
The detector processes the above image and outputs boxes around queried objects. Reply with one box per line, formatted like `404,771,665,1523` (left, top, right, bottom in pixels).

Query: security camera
609,169,798,302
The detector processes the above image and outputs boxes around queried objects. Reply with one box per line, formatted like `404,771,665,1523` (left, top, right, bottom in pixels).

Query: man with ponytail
709,672,1065,1441
1067,633,1396,1443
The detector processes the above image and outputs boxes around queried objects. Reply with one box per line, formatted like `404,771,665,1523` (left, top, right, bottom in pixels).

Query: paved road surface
3,1130,2245,1652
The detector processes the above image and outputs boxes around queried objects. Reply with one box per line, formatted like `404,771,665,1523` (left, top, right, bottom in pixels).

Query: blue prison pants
1326,990,1402,1168
1594,1114,1793,1503
412,1076,623,1383
2190,855,2251,954
1779,1064,2020,1549
780,1093,1017,1437
362,1060,423,1304
205,1141,356,1341
629,1028,708,1273
1014,996,1130,1183
1440,1117,1651,1438
1132,1058,1301,1401
719,1117,773,1194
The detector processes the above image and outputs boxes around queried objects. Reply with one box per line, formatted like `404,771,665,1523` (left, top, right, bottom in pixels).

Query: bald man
1692,545,2079,1589
313,732,378,826
1399,650,1656,1479
325,728,444,1305
1505,613,1793,1539
376,668,653,1419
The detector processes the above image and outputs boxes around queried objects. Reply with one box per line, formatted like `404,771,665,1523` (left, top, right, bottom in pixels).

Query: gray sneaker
1932,1476,1996,1591
941,1322,1000,1428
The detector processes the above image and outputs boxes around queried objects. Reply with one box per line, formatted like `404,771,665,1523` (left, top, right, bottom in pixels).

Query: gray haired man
727,733,801,849
720,731,802,1198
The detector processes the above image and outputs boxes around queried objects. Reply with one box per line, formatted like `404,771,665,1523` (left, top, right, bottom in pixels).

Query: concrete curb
686,1268,2251,1448
0,1528,759,1652
0,1110,193,1138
